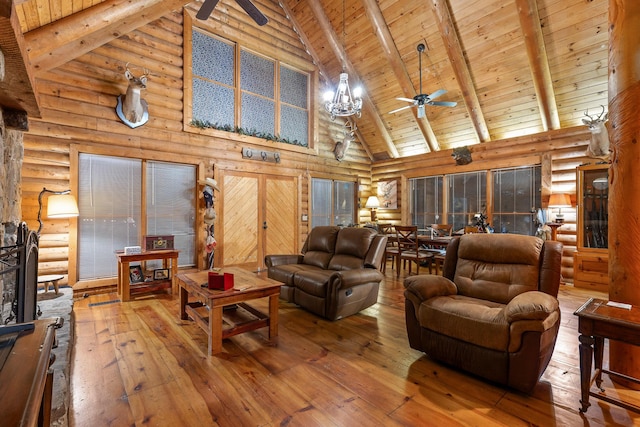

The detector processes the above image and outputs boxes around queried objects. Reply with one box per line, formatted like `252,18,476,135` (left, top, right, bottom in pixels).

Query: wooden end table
115,249,179,302
37,274,64,294
574,298,640,413
176,268,282,355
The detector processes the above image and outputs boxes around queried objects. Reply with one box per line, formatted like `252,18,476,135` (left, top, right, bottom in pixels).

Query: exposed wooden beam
515,0,560,131
306,0,399,160
361,0,438,153
278,0,374,161
429,0,490,143
24,0,194,75
0,0,39,117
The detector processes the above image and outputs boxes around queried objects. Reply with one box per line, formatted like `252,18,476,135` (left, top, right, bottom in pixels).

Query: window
78,154,196,281
311,178,356,227
409,176,443,230
190,29,310,147
447,171,487,231
492,166,541,235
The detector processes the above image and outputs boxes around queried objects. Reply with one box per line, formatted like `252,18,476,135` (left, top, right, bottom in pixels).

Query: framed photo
153,268,169,280
378,180,398,209
129,265,144,283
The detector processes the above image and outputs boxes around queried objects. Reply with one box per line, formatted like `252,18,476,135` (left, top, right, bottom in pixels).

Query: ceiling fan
196,0,268,26
389,43,457,118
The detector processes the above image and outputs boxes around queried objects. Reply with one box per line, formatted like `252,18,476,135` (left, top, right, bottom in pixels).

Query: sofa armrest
403,275,458,303
264,254,304,268
504,291,559,323
327,268,384,290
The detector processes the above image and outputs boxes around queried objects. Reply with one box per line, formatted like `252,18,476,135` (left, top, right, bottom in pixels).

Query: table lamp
365,196,380,223
548,193,571,223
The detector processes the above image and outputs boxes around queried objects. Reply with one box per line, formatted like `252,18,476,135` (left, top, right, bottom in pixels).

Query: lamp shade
548,193,572,208
365,196,380,209
47,194,79,218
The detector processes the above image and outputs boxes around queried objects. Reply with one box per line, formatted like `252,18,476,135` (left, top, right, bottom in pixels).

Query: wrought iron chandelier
323,0,363,120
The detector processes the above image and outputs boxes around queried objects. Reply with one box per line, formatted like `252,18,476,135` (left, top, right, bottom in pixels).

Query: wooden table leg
121,261,130,302
594,336,605,390
579,333,594,413
209,304,223,355
179,285,188,320
268,292,279,342
171,256,178,295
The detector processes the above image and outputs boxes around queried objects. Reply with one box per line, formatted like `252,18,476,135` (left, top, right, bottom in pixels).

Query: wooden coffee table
574,297,640,413
176,268,282,355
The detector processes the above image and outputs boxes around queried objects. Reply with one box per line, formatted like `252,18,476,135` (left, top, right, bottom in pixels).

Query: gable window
311,178,356,227
77,154,196,281
189,28,310,147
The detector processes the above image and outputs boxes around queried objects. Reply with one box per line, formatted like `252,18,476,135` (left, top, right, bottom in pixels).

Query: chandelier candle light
323,0,363,120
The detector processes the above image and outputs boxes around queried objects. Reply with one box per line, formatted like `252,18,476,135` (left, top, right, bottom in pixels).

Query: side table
115,249,179,302
574,298,640,413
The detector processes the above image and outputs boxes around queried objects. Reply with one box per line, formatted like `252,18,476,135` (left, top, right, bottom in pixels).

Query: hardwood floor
69,266,640,426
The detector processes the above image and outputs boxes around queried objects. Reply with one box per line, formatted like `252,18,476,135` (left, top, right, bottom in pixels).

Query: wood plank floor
69,265,640,426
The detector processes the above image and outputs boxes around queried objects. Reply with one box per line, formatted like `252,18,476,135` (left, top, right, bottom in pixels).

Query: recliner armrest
327,268,384,290
504,291,559,323
403,275,458,303
264,254,304,268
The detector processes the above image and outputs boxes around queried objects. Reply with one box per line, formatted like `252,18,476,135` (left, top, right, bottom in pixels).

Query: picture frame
153,268,169,281
377,180,398,209
129,265,144,283
144,235,174,251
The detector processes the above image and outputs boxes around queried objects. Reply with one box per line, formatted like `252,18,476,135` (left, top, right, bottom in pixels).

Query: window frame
310,178,357,228
184,16,319,155
69,145,206,289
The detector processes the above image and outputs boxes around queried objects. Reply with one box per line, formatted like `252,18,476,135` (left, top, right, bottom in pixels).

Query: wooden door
222,172,297,269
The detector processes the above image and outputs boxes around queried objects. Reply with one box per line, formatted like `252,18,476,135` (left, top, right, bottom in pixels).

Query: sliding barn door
222,172,297,269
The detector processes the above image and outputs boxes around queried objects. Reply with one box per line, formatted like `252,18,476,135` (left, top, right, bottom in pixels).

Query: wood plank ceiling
11,0,609,162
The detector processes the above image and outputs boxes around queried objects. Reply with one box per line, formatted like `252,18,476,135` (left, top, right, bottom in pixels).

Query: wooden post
608,0,640,388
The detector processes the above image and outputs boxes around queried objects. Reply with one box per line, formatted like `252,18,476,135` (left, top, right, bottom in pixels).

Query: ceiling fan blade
396,97,416,103
389,105,413,114
429,101,457,107
428,89,447,100
196,0,221,20
235,0,269,26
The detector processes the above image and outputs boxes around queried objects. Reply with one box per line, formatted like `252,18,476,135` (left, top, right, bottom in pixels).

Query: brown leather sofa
265,226,387,320
404,233,562,393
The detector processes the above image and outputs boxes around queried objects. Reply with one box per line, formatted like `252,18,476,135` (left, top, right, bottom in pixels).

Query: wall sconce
365,196,380,223
548,193,571,223
37,188,79,234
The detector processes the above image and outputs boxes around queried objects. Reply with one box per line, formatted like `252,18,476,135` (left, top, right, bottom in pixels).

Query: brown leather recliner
404,233,562,393
265,226,387,320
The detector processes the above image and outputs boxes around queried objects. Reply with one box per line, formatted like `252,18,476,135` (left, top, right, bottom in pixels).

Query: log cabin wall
19,9,374,292
371,127,602,282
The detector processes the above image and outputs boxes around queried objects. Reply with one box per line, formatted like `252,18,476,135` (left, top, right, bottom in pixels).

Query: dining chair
378,224,398,274
464,225,481,234
427,224,452,274
395,225,433,278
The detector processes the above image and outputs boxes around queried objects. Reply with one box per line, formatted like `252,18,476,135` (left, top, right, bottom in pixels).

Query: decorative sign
144,235,174,251
378,180,398,209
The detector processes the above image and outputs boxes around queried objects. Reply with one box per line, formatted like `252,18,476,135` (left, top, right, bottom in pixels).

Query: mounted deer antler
333,121,356,161
582,105,609,159
115,64,149,128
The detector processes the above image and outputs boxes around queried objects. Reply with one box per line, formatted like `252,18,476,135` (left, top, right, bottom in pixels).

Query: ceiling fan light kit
389,43,457,117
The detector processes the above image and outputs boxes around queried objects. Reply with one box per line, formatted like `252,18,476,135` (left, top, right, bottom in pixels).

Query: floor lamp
37,188,79,235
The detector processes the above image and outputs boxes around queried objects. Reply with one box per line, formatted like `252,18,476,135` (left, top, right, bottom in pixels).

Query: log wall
372,127,603,281
20,10,374,290
17,7,604,289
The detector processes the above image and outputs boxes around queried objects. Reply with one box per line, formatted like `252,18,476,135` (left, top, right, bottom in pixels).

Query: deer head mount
333,121,356,161
115,64,149,128
582,105,610,159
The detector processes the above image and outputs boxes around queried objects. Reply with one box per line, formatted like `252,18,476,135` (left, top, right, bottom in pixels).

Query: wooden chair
428,224,452,274
378,224,398,274
395,225,433,278
464,226,481,234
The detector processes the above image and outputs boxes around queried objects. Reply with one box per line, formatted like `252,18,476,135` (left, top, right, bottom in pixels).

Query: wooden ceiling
9,0,608,161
